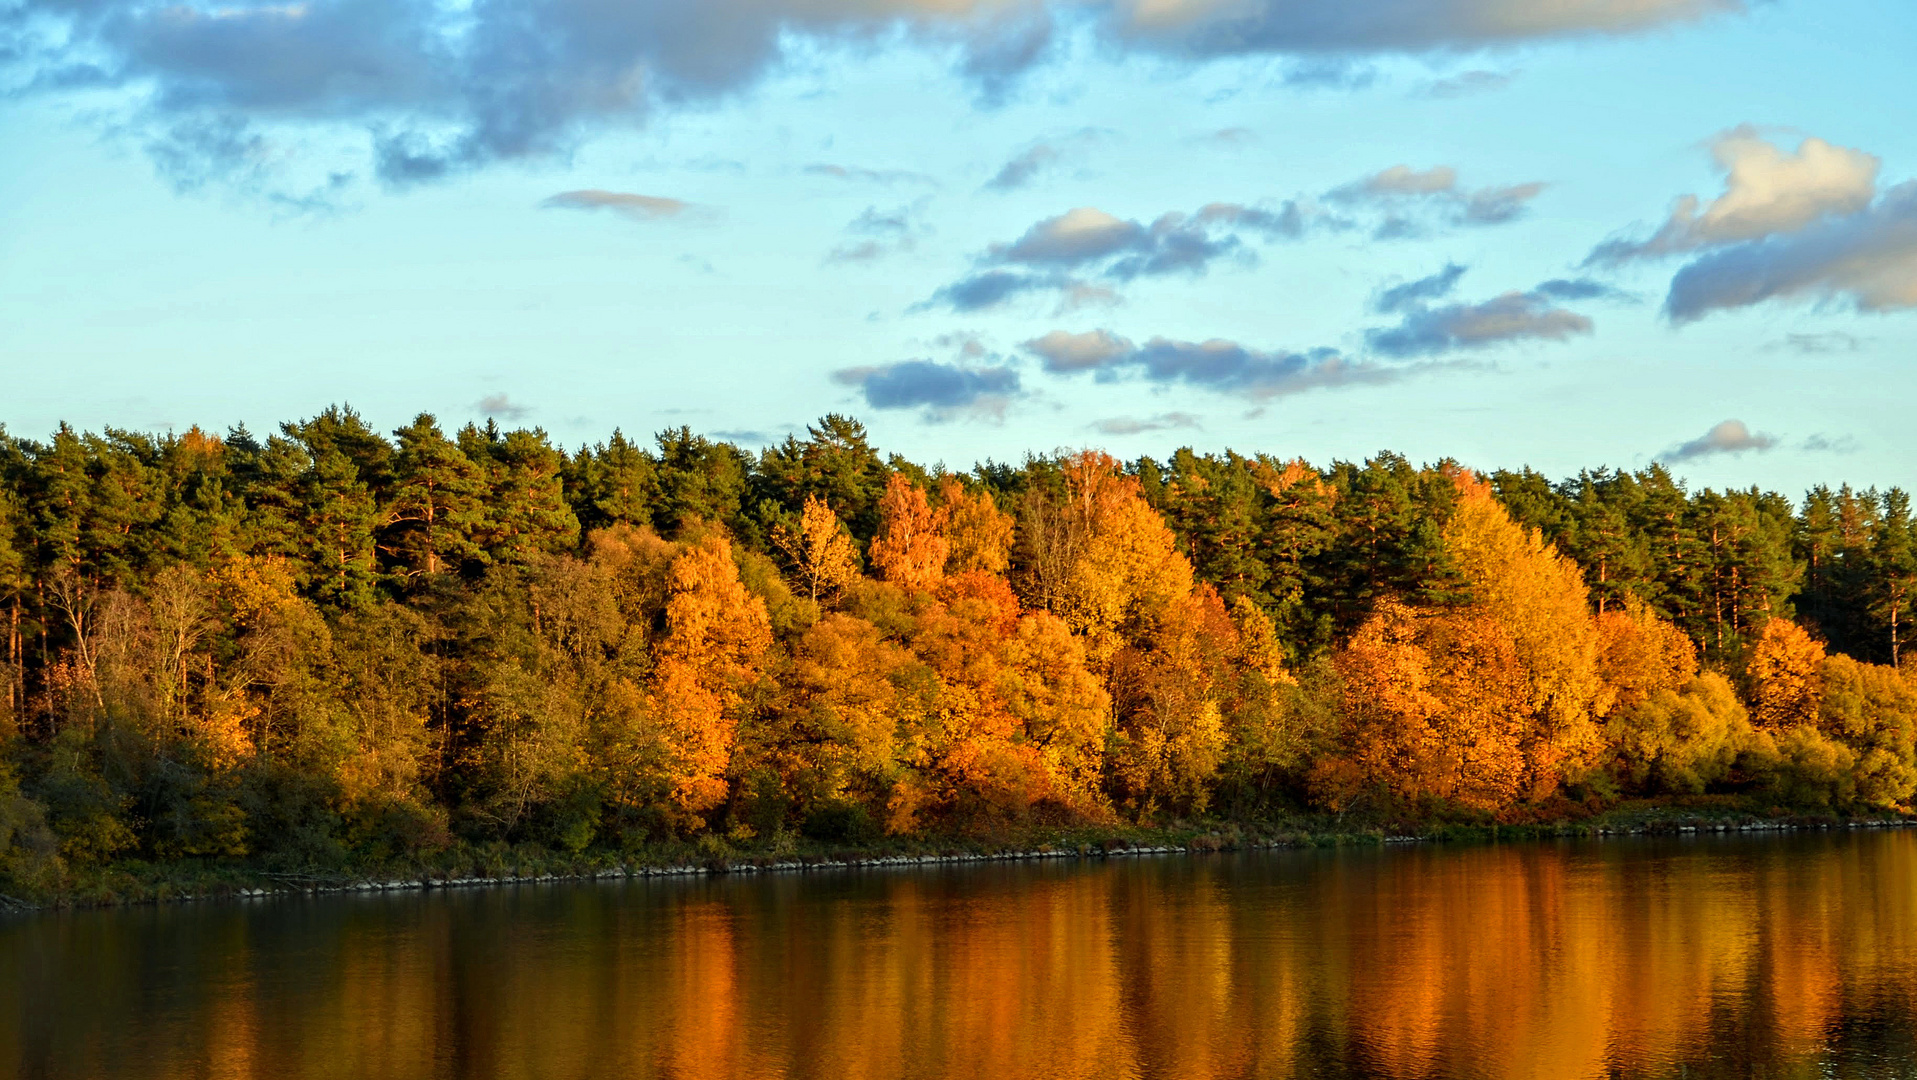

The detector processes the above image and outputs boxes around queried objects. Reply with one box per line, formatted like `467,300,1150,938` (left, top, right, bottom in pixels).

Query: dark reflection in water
6,831,1917,1079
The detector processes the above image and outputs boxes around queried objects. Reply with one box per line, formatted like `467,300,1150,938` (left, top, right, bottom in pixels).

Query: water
6,831,1917,1079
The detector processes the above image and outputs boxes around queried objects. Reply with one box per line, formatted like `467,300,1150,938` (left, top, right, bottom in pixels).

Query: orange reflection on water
6,831,1917,1080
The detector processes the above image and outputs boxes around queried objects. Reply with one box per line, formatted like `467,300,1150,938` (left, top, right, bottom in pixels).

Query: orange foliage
869,475,949,589
651,533,772,816
1597,598,1698,712
1321,599,1531,812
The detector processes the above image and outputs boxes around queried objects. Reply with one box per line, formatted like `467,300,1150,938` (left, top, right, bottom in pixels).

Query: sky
2,0,1914,497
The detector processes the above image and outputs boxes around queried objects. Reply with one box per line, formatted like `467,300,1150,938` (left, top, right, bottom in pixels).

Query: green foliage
1606,673,1755,796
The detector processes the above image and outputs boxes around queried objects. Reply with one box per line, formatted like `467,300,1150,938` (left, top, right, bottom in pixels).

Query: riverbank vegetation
1,411,1913,901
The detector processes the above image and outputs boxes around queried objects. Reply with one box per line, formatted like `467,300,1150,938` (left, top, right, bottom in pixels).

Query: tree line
0,410,1912,887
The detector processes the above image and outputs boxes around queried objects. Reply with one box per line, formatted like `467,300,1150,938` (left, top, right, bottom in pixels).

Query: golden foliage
940,477,1014,575
1040,451,1197,667
1230,595,1293,686
1606,672,1753,795
1816,654,1917,807
1747,618,1827,732
1597,598,1699,712
773,495,861,604
868,475,949,589
1444,474,1611,786
651,533,773,816
1321,599,1531,811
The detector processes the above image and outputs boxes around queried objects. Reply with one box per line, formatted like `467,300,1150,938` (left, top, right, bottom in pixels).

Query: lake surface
6,831,1917,1079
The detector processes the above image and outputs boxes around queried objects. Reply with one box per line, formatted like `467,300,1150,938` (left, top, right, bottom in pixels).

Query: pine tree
382,414,485,580
1870,489,1917,669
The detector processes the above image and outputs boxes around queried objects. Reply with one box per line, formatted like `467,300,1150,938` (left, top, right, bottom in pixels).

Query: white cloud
1589,127,1880,263
1662,419,1778,461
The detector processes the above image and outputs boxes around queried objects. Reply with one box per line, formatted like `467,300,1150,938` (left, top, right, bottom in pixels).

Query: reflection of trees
6,836,1917,1078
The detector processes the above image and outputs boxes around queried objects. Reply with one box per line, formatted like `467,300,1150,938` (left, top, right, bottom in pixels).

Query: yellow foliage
773,495,861,603
940,477,1014,575
1606,672,1753,795
1000,611,1110,807
212,554,302,626
1815,654,1917,807
1443,474,1611,785
1108,588,1236,815
869,475,949,589
1230,596,1293,686
663,533,773,672
1049,451,1196,666
1747,618,1826,732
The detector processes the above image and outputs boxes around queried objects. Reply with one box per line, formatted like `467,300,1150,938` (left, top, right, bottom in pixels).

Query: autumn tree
1746,618,1827,732
651,533,773,818
941,477,1015,575
1596,598,1698,712
868,475,948,589
1443,473,1611,792
773,495,861,604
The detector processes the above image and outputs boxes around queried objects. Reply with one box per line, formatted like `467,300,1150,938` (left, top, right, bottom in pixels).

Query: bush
802,798,878,844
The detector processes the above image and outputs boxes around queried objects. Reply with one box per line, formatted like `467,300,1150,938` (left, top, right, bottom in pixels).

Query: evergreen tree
382,414,485,580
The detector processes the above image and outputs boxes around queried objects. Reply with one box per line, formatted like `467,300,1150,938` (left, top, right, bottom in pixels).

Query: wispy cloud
925,200,1306,312
804,163,938,187
1769,331,1867,354
1023,329,1445,401
541,190,702,222
1329,164,1546,234
983,128,1109,191
827,202,931,263
475,393,532,420
1364,268,1594,357
1422,70,1517,98
1091,412,1203,436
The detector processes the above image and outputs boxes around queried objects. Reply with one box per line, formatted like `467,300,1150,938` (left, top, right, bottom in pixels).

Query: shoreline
7,809,1914,915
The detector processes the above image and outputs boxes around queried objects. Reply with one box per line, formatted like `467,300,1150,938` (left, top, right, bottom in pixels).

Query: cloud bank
1663,182,1917,322
2,0,1747,187
1585,127,1917,322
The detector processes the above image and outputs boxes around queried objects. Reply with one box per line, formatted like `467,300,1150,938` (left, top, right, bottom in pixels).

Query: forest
0,409,1912,891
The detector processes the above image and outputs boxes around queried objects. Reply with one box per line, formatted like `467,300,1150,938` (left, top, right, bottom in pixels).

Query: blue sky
2,0,1914,496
